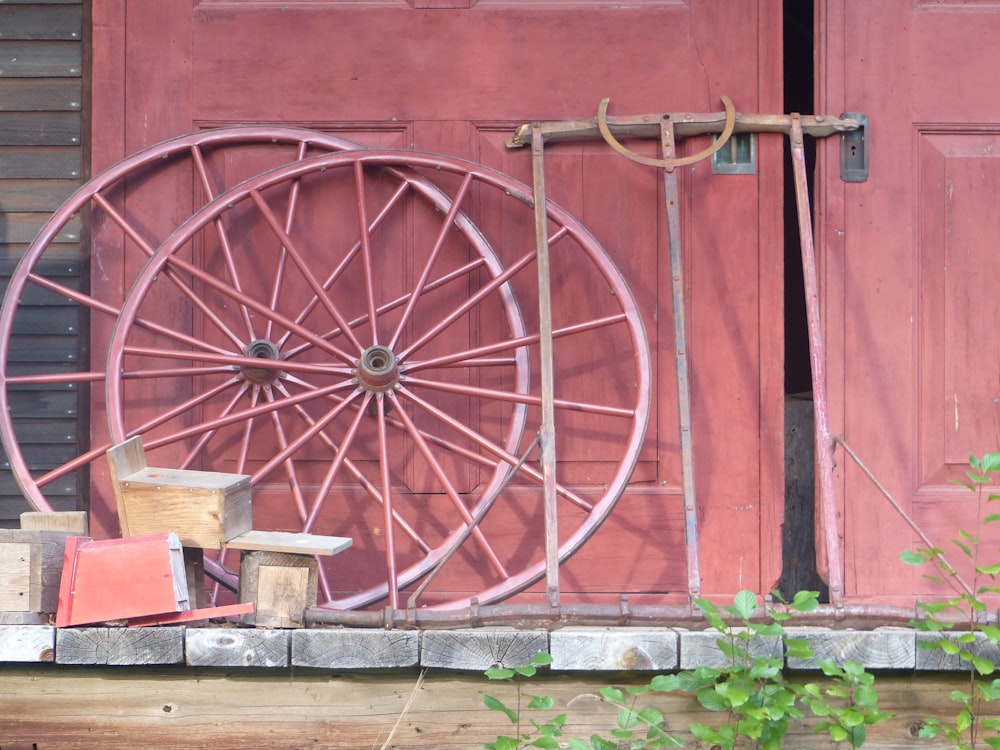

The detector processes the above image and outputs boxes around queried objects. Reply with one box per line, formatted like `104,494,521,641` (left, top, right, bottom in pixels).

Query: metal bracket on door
510,102,866,609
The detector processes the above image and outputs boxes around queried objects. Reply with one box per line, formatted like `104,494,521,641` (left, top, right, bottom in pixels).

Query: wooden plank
0,529,68,613
225,529,352,556
0,179,79,210
0,146,82,178
0,78,81,111
0,625,54,662
55,627,184,665
186,628,289,668
0,5,83,41
549,627,678,671
19,511,87,534
678,629,783,669
785,628,916,670
8,388,79,417
0,666,979,750
0,41,81,77
0,111,81,145
291,628,420,669
915,631,1000,671
0,211,80,243
420,629,549,670
0,542,31,610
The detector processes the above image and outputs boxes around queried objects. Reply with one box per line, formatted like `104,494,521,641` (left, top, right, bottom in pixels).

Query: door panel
820,0,1000,603
90,0,783,600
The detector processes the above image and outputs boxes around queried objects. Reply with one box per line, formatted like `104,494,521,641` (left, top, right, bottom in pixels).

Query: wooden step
224,530,352,557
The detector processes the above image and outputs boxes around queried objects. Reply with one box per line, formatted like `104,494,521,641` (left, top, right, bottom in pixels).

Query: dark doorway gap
776,0,828,601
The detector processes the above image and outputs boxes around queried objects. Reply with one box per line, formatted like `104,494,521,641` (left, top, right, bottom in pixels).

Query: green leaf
530,737,560,749
716,682,750,707
493,736,520,750
514,664,537,678
694,598,719,616
566,741,590,750
637,706,665,726
901,549,928,565
957,708,974,732
531,652,554,666
483,694,518,724
648,674,683,692
733,590,759,620
615,708,639,730
753,622,784,637
485,666,516,680
974,656,996,676
981,452,1000,474
600,686,625,704
695,687,729,712
527,694,554,710
791,590,821,612
984,514,1000,525
828,725,849,742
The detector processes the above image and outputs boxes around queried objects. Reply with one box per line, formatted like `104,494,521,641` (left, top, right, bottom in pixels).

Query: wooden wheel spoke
175,384,252,471
93,191,249,350
123,343,353,378
249,189,365,354
388,390,509,578
190,144,257,339
374,395,400,608
282,256,487,361
277,180,412,351
387,172,475,350
395,385,594,513
354,161,381,345
264,141,310,341
157,253,359,367
403,313,627,374
268,381,432,553
129,377,245,446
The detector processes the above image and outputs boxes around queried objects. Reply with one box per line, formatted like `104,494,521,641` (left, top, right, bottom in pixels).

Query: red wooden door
819,0,1000,605
90,0,783,604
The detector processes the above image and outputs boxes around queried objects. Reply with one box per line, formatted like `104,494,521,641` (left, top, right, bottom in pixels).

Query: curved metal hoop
597,95,737,169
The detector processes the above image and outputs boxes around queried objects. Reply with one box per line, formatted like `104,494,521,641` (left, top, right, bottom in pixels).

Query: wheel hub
241,339,282,385
356,344,399,392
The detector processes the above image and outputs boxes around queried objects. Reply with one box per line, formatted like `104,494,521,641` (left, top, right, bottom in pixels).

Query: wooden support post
0,529,71,622
238,551,318,628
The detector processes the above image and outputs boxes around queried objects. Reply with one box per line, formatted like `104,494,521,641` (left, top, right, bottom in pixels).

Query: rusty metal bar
788,114,843,607
305,600,952,630
531,122,561,608
509,112,861,149
660,117,702,601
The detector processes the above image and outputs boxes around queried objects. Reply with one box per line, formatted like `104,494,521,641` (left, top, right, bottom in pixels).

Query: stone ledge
0,625,991,672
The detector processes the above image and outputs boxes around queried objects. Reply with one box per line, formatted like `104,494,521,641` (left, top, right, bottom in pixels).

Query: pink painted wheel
106,149,651,610
0,127,372,514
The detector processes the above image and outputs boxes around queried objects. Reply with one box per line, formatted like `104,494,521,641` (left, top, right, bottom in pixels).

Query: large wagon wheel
0,127,378,515
106,149,651,610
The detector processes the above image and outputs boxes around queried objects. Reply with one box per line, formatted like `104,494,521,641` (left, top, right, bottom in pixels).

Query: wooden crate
239,551,318,629
108,436,252,549
0,529,71,621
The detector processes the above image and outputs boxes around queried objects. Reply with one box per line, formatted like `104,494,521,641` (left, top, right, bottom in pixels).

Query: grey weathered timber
420,628,548,670
915,631,1000,671
785,627,916,670
0,625,53,662
56,627,185,666
291,628,420,669
550,627,679,671
186,628,289,668
679,628,783,669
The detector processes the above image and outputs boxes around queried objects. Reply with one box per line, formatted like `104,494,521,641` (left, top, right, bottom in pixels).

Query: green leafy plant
903,451,1000,750
481,590,890,750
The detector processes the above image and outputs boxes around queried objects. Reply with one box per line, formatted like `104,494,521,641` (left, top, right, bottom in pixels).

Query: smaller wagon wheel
0,127,371,514
106,149,651,610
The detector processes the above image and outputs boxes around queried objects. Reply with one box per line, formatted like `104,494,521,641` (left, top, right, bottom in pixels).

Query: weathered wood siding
0,1,85,525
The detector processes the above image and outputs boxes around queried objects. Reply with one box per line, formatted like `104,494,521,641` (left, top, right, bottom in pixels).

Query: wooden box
0,529,71,621
108,435,253,549
118,467,252,549
238,551,318,629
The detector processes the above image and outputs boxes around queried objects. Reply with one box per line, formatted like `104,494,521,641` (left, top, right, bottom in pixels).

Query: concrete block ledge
0,625,979,672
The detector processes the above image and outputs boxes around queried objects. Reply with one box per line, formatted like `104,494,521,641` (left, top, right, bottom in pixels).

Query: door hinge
840,112,869,182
